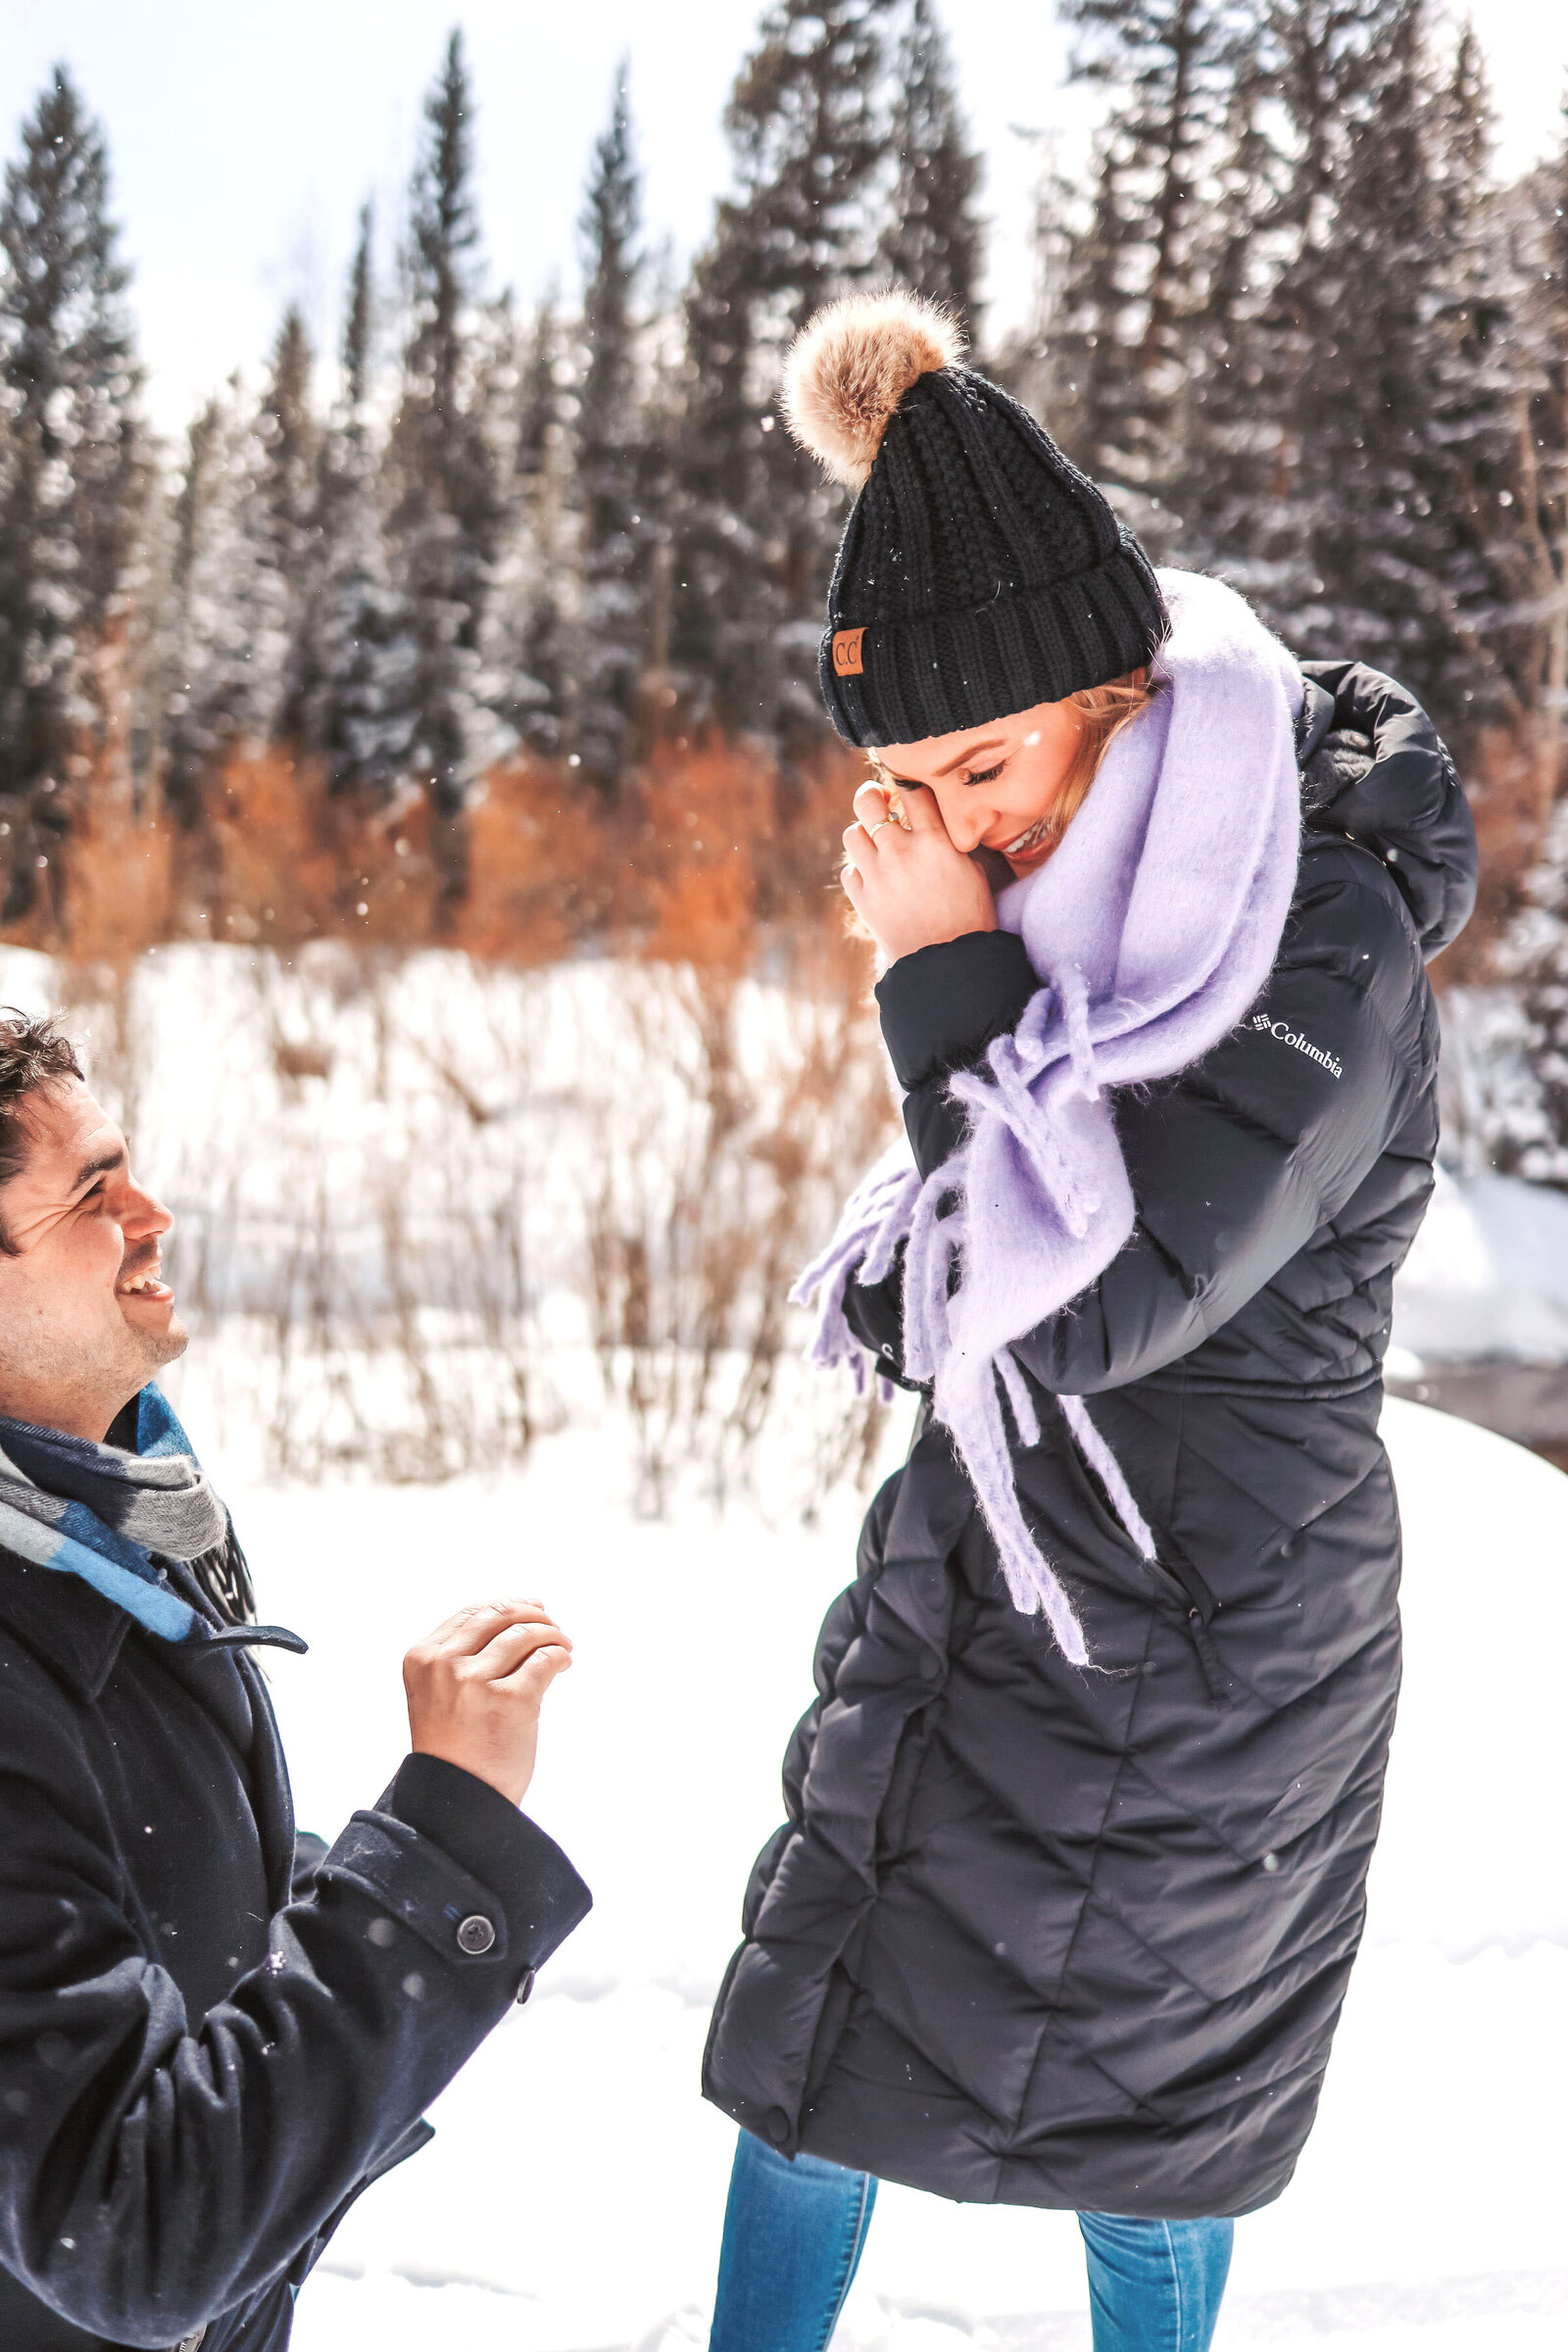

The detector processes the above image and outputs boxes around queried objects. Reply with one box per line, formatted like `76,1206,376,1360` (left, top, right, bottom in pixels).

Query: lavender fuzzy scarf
794,570,1304,1663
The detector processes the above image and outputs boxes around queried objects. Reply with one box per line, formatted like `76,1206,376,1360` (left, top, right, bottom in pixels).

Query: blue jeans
710,2134,1234,2352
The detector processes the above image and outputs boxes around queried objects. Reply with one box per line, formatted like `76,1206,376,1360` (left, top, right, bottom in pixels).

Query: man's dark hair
0,1010,85,1252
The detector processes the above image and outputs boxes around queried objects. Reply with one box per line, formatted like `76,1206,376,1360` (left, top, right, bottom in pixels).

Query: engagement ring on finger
868,817,896,840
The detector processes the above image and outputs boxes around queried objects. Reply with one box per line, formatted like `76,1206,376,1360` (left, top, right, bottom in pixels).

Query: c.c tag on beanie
832,627,865,677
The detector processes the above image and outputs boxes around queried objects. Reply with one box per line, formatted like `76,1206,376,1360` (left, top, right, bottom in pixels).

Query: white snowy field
198,1394,1568,2352
5,940,1566,2338
1392,1163,1568,1365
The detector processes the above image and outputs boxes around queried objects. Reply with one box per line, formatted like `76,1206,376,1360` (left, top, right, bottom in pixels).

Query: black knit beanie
783,292,1168,748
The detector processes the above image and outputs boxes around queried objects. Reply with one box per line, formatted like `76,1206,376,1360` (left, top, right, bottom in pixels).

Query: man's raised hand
404,1599,572,1806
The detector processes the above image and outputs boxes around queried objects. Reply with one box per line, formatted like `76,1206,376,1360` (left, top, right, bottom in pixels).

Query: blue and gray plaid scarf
0,1387,301,1651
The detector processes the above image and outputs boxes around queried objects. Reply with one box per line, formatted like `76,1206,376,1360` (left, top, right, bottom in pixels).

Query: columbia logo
1250,1013,1344,1079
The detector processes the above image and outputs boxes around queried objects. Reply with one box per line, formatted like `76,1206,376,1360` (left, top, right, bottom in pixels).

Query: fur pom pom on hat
783,289,1168,748
783,291,964,489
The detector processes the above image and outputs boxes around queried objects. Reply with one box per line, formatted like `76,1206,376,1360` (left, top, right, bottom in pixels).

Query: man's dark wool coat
0,1546,590,2350
704,662,1478,2219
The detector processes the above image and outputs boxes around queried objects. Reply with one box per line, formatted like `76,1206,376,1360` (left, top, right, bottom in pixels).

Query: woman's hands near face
841,781,998,963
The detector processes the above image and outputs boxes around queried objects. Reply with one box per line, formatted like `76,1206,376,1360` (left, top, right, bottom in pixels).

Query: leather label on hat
832,627,865,678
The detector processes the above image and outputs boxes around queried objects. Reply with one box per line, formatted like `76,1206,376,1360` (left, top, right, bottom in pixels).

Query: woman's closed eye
962,760,1006,787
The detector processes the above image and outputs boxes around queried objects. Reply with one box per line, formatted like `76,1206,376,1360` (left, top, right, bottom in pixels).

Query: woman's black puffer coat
703,662,1478,2221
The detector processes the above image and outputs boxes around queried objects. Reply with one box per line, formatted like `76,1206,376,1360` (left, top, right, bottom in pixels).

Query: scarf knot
0,1388,270,1645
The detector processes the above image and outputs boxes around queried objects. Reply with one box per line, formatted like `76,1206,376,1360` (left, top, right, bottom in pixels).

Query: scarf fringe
941,1371,1090,1664
1057,1391,1157,1558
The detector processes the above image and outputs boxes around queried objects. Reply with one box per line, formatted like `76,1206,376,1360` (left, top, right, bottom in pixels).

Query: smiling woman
842,667,1162,964
864,669,1159,872
700,286,1480,2352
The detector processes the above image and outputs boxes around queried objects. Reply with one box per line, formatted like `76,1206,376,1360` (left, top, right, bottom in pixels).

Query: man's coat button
457,1914,497,1955
765,2107,791,2144
515,1967,537,2006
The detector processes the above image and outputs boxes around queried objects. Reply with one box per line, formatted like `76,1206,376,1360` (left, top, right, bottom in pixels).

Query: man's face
0,1079,185,1442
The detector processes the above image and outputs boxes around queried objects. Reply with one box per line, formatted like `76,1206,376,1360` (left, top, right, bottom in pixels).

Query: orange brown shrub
34,797,176,962
456,760,600,965
0,725,877,979
200,751,443,949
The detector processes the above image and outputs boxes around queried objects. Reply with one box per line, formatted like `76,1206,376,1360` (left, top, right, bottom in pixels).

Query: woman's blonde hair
1041,668,1161,840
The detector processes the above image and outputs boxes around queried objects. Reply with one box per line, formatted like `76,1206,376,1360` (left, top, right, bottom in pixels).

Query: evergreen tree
387,28,507,900
1054,130,1147,491
728,0,898,327
878,0,985,334
1420,27,1537,749
492,295,570,754
242,303,319,741
574,67,647,788
0,65,142,918
1178,42,1284,590
1231,0,1396,633
1057,0,1249,556
1282,0,1513,744
636,287,684,724
1506,100,1568,827
291,208,418,795
1290,1,1437,674
672,0,901,736
998,126,1079,422
669,216,782,731
515,297,560,484
161,383,275,822
258,307,318,580
1488,106,1568,1177
739,0,902,728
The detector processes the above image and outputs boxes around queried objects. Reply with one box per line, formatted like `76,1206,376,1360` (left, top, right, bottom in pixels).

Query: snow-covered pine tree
635,273,684,727
1056,0,1248,559
1485,104,1568,1179
669,215,781,731
161,380,277,824
1177,42,1287,593
574,66,648,790
490,295,571,755
290,208,418,796
1412,26,1539,758
0,65,144,919
1503,96,1568,832
730,0,898,328
877,0,984,335
240,304,320,743
387,28,508,903
678,0,901,736
993,127,1082,432
1285,0,1521,749
1036,133,1141,481
1185,0,1386,636
515,298,560,486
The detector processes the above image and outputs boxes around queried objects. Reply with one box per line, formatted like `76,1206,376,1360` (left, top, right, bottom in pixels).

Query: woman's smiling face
872,697,1086,872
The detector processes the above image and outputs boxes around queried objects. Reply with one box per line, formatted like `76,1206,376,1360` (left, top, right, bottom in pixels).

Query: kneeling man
0,1013,589,2350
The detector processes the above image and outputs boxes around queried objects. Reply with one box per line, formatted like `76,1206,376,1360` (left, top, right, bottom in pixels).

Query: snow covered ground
1392,1163,1568,1366
193,1393,1568,2352
6,941,1565,2338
